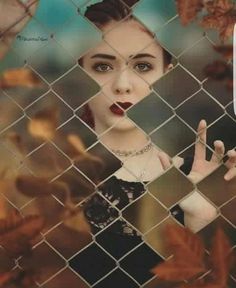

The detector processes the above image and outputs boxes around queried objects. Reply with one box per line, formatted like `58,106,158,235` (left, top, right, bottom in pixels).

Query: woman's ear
164,63,174,73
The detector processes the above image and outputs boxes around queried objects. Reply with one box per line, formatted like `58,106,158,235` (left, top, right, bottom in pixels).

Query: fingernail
224,175,229,181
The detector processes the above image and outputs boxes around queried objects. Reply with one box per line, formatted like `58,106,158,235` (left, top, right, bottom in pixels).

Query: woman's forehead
84,20,163,60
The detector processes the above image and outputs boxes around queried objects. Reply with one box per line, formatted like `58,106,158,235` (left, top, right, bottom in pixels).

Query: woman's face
82,19,170,134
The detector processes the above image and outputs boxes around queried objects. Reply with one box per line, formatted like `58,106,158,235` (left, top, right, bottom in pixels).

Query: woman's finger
158,151,171,170
224,167,236,181
225,149,236,169
210,140,225,163
194,119,207,161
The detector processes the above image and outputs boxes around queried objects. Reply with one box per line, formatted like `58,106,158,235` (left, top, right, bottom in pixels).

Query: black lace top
84,156,194,236
72,157,195,285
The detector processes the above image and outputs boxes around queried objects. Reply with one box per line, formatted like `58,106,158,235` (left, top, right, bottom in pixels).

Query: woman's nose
112,69,133,95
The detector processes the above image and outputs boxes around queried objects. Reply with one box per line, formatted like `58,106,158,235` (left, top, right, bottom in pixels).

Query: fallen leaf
152,225,234,287
0,68,42,89
152,258,205,281
204,0,234,15
201,0,236,41
151,225,206,281
28,107,59,140
207,228,233,286
166,224,205,261
0,210,44,257
176,0,203,25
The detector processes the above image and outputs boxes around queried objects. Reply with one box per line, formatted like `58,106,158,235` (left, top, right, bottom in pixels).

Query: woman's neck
98,126,150,152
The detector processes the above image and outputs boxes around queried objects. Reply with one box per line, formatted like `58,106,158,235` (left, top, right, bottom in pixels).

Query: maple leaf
0,68,42,89
152,225,234,288
151,225,206,281
201,0,236,41
207,228,234,286
0,210,44,258
204,0,234,15
176,0,204,25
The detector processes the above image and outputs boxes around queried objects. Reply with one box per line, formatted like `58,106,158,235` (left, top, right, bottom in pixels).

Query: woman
1,0,236,286
69,0,236,285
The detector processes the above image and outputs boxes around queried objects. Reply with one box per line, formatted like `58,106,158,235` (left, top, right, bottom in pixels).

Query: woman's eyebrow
131,53,156,59
91,53,116,60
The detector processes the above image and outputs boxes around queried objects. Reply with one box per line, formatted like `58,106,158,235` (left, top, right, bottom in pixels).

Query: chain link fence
0,0,235,287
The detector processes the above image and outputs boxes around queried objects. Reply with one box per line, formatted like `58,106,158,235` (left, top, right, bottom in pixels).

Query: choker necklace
111,141,153,157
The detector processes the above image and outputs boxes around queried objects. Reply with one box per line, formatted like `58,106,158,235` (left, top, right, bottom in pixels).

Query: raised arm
179,120,236,232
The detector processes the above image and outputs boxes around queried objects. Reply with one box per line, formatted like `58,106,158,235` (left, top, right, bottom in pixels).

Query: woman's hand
0,0,38,59
187,119,236,183
158,119,236,232
179,119,236,232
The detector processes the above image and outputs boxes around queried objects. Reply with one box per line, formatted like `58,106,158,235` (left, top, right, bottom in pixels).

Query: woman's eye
93,63,112,72
134,63,153,72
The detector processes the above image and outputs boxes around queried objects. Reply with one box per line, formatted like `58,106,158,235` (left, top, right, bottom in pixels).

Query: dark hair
84,0,172,66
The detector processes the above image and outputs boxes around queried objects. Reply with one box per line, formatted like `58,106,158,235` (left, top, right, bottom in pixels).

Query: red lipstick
109,102,133,116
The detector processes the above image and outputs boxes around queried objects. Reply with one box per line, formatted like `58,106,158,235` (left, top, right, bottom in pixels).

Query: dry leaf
176,0,203,25
28,107,59,140
201,0,236,41
152,225,206,281
0,210,44,257
152,225,234,288
0,68,42,89
166,225,205,261
204,0,234,15
208,228,233,286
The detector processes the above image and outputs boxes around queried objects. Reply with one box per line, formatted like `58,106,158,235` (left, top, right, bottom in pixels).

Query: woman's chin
109,117,137,132
94,116,136,134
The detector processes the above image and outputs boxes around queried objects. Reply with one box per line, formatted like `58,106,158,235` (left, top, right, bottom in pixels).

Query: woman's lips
109,102,133,116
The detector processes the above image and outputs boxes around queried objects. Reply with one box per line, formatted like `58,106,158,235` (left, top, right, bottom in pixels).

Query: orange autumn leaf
176,0,203,25
0,210,44,257
204,0,234,15
166,224,205,262
201,0,236,41
0,68,42,89
152,258,205,281
151,225,206,281
28,107,59,140
152,225,234,288
208,228,234,286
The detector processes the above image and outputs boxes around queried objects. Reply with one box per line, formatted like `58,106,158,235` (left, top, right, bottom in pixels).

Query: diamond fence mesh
0,0,235,287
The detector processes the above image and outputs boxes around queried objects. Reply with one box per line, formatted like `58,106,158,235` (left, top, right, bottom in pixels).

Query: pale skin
1,2,236,232
82,20,236,232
